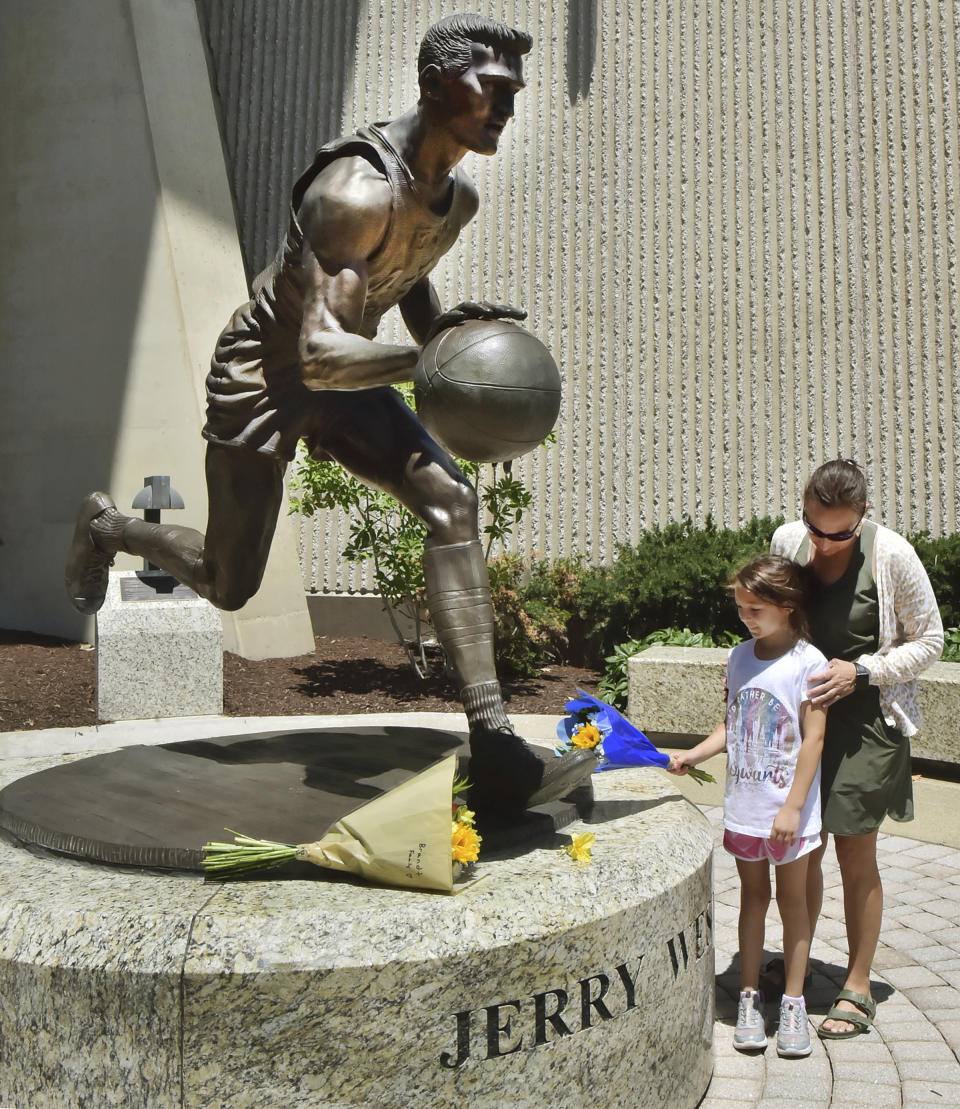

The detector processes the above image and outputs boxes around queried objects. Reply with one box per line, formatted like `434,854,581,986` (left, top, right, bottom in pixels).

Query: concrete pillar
0,0,313,659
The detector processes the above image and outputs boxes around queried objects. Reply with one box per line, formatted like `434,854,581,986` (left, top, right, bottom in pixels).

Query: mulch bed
0,629,602,732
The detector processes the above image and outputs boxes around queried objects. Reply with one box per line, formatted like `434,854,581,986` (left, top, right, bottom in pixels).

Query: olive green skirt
821,687,913,836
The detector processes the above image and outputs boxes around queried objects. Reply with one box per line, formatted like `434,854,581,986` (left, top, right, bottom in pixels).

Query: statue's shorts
202,317,410,465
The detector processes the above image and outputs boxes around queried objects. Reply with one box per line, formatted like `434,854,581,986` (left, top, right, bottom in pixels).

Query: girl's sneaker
733,988,767,1051
777,997,812,1057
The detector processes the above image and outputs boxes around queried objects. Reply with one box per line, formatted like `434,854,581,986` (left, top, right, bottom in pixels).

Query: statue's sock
424,539,503,706
462,681,512,733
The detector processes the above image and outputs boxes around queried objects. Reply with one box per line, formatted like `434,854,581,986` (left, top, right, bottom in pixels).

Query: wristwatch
854,662,871,690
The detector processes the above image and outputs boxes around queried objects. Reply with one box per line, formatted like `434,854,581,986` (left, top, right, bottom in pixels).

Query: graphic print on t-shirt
726,687,796,790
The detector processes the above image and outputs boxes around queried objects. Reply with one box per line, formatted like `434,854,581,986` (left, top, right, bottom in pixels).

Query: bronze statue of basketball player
66,13,594,809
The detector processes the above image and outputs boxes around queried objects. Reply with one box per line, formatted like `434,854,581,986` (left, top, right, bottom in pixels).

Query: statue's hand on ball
421,300,527,346
414,317,562,465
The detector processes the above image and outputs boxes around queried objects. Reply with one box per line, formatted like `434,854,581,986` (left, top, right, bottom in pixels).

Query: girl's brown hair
730,554,811,640
803,458,868,513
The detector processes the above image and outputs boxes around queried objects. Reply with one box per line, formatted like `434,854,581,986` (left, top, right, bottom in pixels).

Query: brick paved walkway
699,804,960,1107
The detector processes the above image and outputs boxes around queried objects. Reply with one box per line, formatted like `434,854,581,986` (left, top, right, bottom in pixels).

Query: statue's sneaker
469,726,596,809
64,492,118,614
733,988,767,1051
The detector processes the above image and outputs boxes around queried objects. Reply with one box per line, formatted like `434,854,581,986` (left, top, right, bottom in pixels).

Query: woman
770,459,943,1039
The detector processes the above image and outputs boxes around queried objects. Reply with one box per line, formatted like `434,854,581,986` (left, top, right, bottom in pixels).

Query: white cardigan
771,520,943,737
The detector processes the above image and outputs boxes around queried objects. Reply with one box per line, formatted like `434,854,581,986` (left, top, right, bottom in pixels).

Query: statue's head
418,14,531,155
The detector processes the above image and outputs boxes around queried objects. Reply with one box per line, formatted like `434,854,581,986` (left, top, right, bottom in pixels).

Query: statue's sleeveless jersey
203,125,475,461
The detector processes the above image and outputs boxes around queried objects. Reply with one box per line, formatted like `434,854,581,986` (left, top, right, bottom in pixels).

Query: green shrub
943,627,960,663
486,555,551,680
572,515,782,666
483,516,783,673
908,531,960,630
486,555,592,679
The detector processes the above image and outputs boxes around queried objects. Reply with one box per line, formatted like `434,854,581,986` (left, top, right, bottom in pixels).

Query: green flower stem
202,833,298,878
686,767,717,785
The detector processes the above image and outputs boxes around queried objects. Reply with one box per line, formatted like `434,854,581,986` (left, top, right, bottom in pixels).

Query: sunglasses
802,510,864,542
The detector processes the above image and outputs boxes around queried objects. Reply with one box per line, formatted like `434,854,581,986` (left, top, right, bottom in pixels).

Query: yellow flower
571,721,603,749
452,821,482,864
564,831,595,863
454,804,476,827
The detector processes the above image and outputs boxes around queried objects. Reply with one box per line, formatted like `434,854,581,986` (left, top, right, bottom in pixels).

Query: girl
671,555,828,1057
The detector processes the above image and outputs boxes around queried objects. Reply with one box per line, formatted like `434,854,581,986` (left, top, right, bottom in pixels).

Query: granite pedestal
96,570,222,721
0,724,714,1108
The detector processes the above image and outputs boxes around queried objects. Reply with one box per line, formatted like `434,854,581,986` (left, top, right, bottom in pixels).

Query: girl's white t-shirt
722,638,827,840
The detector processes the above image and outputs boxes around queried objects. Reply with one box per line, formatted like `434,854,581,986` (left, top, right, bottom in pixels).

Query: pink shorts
723,829,821,865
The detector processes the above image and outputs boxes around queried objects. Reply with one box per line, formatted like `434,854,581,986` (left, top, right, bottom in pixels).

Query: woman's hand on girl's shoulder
807,657,857,706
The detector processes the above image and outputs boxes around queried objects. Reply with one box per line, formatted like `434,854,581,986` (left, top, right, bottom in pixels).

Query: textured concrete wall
198,1,960,595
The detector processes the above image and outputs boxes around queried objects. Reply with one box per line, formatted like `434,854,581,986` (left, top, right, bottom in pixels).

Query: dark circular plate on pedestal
0,726,590,873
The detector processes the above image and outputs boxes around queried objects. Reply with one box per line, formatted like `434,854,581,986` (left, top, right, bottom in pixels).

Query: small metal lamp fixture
132,475,184,589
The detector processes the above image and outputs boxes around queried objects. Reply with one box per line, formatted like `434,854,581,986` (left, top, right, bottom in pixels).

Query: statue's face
436,44,525,155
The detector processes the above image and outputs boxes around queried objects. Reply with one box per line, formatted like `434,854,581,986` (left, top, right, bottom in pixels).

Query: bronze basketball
413,320,562,463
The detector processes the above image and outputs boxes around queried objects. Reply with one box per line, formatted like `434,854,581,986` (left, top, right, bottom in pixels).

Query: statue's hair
729,554,811,640
418,13,532,83
804,458,868,514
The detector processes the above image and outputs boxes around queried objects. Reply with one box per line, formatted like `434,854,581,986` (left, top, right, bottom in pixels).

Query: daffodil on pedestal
564,831,595,863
